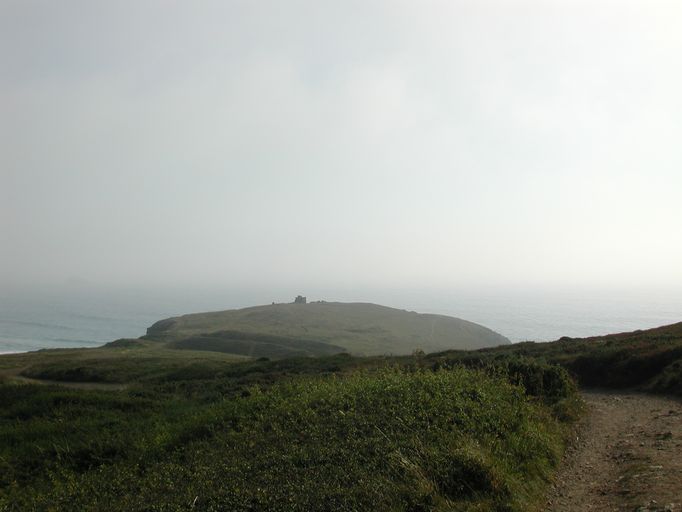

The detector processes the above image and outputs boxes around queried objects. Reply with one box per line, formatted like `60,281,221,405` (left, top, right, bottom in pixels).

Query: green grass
0,343,247,384
15,318,682,510
168,330,347,358
0,349,577,512
425,322,682,397
145,302,511,356
0,364,573,511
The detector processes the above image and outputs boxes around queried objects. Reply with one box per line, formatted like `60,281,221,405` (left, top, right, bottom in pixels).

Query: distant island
143,298,510,358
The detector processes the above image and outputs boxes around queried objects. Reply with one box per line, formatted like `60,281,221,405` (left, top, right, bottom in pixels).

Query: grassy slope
0,342,248,385
5,320,678,510
427,321,682,396
9,321,679,395
168,330,347,358
0,355,577,512
146,302,511,356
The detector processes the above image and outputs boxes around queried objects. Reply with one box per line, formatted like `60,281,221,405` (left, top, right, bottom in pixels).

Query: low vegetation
4,344,246,384
427,322,682,397
145,301,511,356
4,319,680,510
167,330,346,358
0,347,577,511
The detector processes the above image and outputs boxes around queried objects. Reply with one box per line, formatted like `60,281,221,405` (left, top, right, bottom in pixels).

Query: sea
1,286,682,353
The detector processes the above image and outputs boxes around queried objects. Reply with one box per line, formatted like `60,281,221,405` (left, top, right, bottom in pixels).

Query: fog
2,0,682,294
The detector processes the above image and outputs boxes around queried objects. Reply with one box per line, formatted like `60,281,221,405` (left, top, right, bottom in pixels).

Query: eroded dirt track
546,391,682,512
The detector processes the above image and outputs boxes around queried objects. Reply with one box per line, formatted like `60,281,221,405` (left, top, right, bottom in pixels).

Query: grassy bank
426,322,682,397
0,351,577,512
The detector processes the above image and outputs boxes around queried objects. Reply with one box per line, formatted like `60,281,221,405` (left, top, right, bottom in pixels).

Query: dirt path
546,391,682,512
0,367,127,391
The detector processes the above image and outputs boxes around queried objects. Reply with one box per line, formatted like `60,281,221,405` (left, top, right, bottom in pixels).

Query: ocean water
0,292,158,353
1,287,681,353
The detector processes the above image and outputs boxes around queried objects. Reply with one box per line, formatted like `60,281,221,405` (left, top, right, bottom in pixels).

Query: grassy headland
144,301,511,356
3,310,680,511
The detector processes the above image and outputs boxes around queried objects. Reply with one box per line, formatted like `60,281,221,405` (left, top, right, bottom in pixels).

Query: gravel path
546,391,682,512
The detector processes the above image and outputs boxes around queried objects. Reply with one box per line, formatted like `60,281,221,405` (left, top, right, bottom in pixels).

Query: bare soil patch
547,391,682,511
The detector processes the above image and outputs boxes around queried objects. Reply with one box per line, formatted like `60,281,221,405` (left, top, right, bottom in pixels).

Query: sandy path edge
545,391,682,512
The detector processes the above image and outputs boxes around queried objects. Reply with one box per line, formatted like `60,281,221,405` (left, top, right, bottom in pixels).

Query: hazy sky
2,0,681,292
